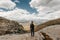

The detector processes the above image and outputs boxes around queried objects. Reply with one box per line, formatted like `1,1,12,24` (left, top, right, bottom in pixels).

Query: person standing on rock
30,21,35,37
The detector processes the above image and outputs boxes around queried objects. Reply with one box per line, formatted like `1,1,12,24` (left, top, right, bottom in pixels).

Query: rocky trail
0,31,44,40
0,25,60,40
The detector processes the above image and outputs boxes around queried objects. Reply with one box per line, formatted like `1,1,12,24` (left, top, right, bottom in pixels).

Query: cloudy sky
0,0,60,24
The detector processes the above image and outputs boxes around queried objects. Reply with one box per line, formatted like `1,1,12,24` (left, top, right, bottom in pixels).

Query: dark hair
31,21,33,24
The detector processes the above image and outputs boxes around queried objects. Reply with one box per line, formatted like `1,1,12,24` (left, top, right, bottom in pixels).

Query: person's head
31,21,33,24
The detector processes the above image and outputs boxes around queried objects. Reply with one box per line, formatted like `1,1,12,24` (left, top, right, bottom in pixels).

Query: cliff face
0,17,25,35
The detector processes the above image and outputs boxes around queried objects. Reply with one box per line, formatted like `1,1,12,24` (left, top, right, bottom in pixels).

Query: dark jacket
30,23,34,29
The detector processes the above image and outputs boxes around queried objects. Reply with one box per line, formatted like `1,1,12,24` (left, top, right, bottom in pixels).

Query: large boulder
0,17,25,35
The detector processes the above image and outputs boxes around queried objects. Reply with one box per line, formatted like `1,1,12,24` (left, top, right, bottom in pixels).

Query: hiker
30,21,35,37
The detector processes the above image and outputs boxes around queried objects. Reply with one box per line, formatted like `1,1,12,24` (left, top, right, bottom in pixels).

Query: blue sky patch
12,0,37,13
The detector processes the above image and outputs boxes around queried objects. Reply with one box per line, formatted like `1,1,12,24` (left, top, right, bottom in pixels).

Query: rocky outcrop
41,32,53,40
35,18,60,31
0,17,25,35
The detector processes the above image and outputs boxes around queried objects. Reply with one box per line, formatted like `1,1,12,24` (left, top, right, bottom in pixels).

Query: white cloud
0,0,50,24
0,0,16,10
30,0,60,20
0,8,46,24
0,8,36,21
14,0,20,3
0,0,60,24
0,0,44,24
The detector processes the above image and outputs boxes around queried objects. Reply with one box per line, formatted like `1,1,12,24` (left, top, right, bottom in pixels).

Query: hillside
35,18,60,31
0,17,25,35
